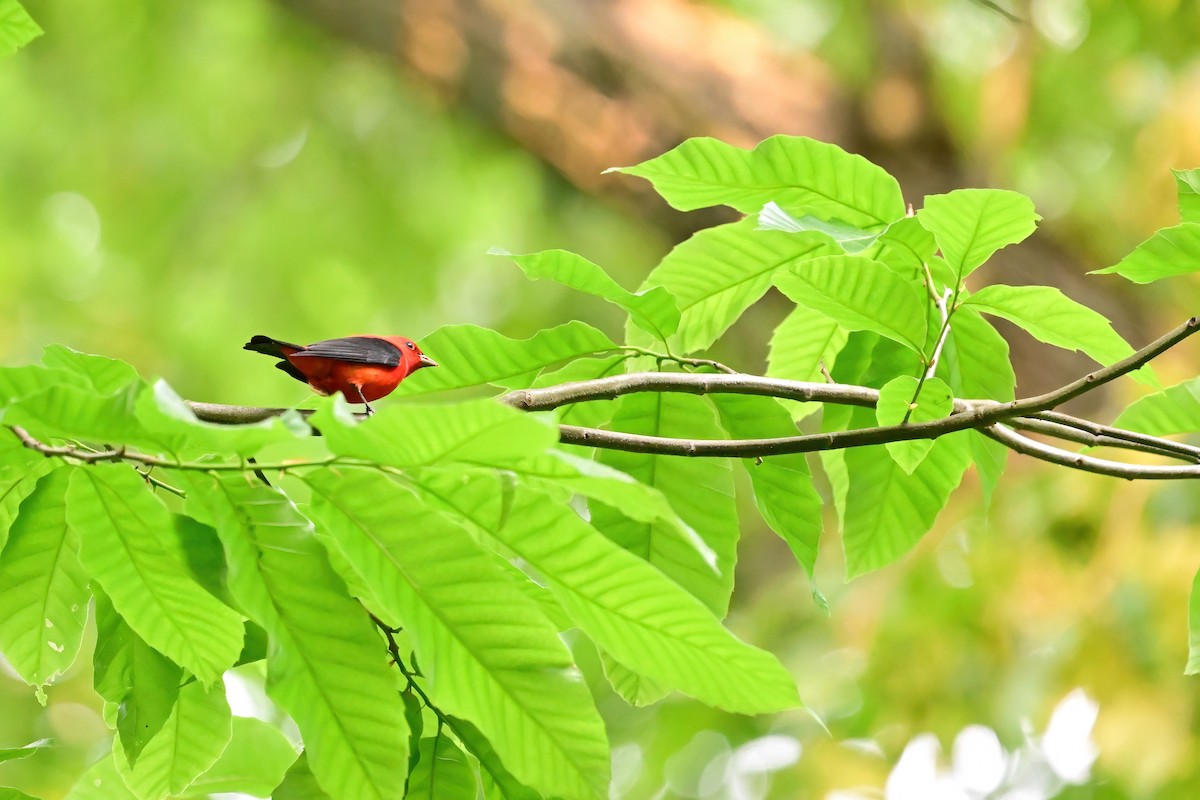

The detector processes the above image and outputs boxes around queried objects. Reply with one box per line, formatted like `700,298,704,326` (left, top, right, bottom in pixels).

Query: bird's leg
353,385,374,416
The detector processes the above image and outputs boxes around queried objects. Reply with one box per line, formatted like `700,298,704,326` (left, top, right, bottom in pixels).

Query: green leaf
0,0,41,56
757,202,881,253
710,395,823,578
396,322,616,396
0,365,78,404
1114,377,1200,434
917,189,1039,280
136,380,309,457
876,376,954,473
0,468,90,687
4,384,172,455
774,254,928,354
837,408,972,577
66,465,243,684
65,752,136,800
413,476,800,715
1175,169,1200,223
304,469,610,800
183,716,298,796
963,284,1135,367
182,477,409,800
638,218,834,353
591,393,734,615
113,680,232,799
40,346,140,394
497,248,680,341
938,307,1015,502
92,591,182,767
612,135,905,226
405,735,476,800
866,216,938,277
0,787,42,800
0,739,51,763
311,396,558,469
1090,222,1200,283
766,304,848,420
441,715,540,800
1188,568,1200,676
271,752,333,800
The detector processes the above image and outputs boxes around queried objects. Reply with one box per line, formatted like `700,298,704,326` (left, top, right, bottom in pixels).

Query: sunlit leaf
866,216,938,278
441,715,540,800
311,396,558,469
529,354,630,429
67,466,243,685
1114,377,1200,434
963,284,1135,367
917,189,1039,281
766,303,848,420
183,477,408,800
612,135,905,226
404,735,476,800
774,254,929,354
591,393,734,614
1175,168,1200,223
1188,568,1200,676
0,0,41,56
0,787,41,800
183,716,298,796
396,322,616,396
113,680,232,798
305,469,610,800
496,248,680,341
1091,222,1200,283
710,395,823,578
65,751,135,800
757,202,881,253
876,376,954,473
638,218,835,353
0,468,89,688
412,476,800,715
40,346,140,394
0,739,51,763
271,752,333,800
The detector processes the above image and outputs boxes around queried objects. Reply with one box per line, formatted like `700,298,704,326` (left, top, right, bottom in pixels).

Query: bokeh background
4,0,1200,797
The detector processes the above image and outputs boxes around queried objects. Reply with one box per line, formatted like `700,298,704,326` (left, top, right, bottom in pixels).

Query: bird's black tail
244,335,308,384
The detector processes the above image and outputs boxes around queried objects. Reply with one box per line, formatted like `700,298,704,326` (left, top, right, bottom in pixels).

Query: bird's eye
405,341,415,350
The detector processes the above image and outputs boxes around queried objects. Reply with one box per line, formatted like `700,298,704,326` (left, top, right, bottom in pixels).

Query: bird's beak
419,354,439,369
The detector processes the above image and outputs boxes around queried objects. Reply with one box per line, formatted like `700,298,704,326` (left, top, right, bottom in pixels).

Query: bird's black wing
291,336,403,367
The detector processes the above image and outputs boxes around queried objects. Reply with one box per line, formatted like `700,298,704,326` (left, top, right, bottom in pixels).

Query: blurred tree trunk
276,0,1150,406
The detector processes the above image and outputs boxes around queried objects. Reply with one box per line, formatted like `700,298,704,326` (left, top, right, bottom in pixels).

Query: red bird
244,334,438,414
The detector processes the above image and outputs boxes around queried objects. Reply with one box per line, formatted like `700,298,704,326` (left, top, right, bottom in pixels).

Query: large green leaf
0,468,89,688
272,753,333,800
65,751,136,800
182,716,298,797
92,591,182,767
0,431,54,553
529,355,630,429
837,408,972,577
866,216,938,277
774,254,928,354
67,466,243,685
113,680,232,799
917,189,1039,281
937,307,1015,501
0,788,41,800
0,365,79,404
311,396,557,470
1175,169,1200,224
875,376,954,474
497,249,680,341
441,715,540,800
1091,222,1200,283
710,395,823,578
404,735,476,800
412,476,800,715
591,393,734,615
304,469,610,800
0,740,51,764
766,304,848,421
40,346,140,394
0,0,41,56
136,381,309,457
757,203,881,252
183,476,408,800
5,383,171,455
639,218,834,353
396,322,616,396
962,284,1135,367
612,135,905,226
1113,377,1200,434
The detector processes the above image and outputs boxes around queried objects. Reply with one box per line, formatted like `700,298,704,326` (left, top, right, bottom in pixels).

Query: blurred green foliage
3,1,1200,799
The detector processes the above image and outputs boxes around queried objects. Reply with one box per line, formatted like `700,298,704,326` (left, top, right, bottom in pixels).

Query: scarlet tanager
244,334,438,414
